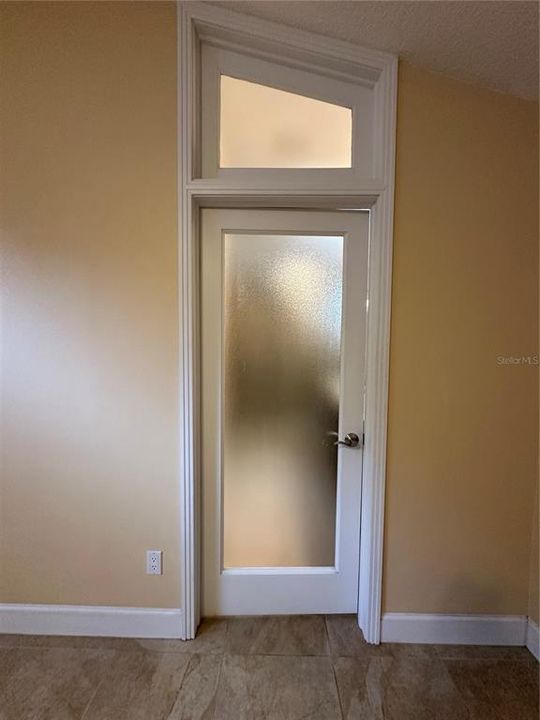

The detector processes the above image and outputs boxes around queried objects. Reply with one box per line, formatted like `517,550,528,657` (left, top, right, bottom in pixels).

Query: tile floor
0,615,537,719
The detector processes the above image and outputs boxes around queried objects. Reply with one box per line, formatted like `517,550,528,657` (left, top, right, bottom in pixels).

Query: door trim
177,2,398,642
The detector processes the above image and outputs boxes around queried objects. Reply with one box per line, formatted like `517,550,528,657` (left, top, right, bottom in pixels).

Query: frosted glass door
202,209,369,616
223,233,343,568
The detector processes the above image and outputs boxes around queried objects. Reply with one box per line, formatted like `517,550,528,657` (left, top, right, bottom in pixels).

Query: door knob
335,432,361,448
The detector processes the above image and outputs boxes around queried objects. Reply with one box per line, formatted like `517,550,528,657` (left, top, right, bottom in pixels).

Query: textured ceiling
211,1,539,100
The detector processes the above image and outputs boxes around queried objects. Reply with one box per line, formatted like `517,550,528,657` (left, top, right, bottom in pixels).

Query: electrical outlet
146,550,163,575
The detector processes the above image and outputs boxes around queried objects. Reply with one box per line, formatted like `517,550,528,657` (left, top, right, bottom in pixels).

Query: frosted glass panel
223,234,343,568
220,75,352,168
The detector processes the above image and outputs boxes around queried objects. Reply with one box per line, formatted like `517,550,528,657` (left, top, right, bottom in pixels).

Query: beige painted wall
0,2,180,607
1,3,538,616
384,64,539,614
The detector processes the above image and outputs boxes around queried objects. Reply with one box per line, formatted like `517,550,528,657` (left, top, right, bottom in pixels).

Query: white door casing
178,1,397,642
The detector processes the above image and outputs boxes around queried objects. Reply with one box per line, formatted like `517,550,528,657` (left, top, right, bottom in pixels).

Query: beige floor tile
82,649,189,720
0,646,114,720
385,643,438,659
444,658,539,720
381,657,470,720
134,618,228,655
214,654,342,719
333,655,470,720
325,616,391,658
1,622,537,720
168,654,222,719
227,615,329,656
434,644,534,661
0,634,134,650
331,657,385,720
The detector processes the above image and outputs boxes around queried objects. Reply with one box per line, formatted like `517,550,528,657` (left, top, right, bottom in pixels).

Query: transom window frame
200,43,374,180
178,0,398,644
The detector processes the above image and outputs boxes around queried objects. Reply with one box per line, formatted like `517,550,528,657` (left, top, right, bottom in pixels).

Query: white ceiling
211,1,539,100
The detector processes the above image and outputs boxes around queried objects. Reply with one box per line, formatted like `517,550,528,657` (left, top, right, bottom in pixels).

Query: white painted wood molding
0,604,183,639
1,605,536,656
178,0,398,644
526,618,539,660
381,613,528,646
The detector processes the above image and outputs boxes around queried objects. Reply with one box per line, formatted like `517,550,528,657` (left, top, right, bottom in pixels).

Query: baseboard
526,618,539,660
0,604,184,639
381,613,527,646
0,605,534,649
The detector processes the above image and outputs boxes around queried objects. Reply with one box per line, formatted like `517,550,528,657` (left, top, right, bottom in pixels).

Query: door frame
177,2,398,643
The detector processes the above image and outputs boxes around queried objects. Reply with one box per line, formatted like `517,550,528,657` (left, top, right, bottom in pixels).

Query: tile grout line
323,615,331,655
79,680,100,720
202,618,228,720
330,657,346,720
163,651,193,720
80,677,105,720
212,654,225,719
325,615,346,719
210,653,226,720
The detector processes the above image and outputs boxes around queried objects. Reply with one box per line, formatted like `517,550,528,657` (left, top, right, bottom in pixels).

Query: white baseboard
381,613,527,646
0,605,535,652
0,604,184,639
526,619,539,660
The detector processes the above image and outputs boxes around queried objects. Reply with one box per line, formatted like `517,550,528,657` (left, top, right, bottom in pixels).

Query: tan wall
0,2,180,607
1,3,538,616
384,64,539,614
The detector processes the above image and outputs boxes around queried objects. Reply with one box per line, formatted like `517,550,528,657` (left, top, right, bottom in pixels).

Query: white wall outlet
146,550,163,575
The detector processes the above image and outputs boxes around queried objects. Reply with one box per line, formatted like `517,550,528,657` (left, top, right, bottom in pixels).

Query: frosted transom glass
223,233,343,568
220,75,352,169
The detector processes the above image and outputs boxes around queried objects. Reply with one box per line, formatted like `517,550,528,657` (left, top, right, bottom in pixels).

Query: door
201,208,369,615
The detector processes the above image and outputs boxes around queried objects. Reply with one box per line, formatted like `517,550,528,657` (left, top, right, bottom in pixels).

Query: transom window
198,42,376,184
220,75,352,169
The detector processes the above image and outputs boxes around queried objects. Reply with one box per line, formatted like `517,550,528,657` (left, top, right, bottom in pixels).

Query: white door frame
177,1,398,643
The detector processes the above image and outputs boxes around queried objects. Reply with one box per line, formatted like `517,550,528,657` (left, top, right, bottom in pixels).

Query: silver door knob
335,432,361,448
